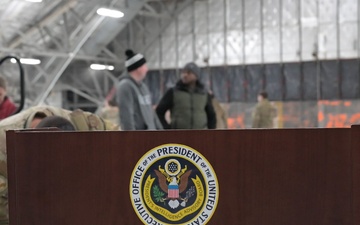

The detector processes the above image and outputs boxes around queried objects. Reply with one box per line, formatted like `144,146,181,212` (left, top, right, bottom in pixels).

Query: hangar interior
0,0,359,128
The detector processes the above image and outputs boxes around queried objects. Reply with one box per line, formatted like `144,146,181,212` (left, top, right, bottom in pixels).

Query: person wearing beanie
0,76,16,120
156,62,216,129
115,49,162,130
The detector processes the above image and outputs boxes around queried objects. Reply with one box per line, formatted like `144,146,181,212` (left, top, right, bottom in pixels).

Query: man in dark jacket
156,62,216,129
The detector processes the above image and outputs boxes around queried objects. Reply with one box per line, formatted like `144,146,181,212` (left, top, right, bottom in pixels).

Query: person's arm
2,97,17,118
116,81,136,130
252,106,260,128
205,94,216,129
8,100,16,116
155,89,173,129
154,113,163,130
221,108,228,129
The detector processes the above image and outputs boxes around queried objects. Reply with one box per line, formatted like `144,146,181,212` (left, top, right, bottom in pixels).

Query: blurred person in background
0,105,119,223
99,99,119,128
252,91,276,128
116,49,162,130
35,115,76,131
209,92,228,129
156,62,216,129
0,76,16,120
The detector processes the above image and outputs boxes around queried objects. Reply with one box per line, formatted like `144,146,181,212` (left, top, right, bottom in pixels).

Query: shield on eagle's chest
168,183,179,198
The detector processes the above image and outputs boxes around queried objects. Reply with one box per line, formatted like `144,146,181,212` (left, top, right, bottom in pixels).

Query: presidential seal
130,144,219,225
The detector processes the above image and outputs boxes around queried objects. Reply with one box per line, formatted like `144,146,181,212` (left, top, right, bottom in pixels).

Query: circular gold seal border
129,143,219,225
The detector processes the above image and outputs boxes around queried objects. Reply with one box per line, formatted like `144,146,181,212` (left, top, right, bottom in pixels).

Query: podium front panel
7,128,354,225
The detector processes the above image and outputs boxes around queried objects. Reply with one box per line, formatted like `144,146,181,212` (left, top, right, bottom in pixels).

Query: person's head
107,98,117,107
0,76,8,104
208,90,214,99
35,116,76,131
125,49,148,82
181,62,200,85
258,91,268,102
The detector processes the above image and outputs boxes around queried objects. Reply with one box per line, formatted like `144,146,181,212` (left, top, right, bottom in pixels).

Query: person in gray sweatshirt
116,49,163,130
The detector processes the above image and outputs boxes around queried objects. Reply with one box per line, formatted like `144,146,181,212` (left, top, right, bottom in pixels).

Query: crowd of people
0,49,278,223
111,49,276,131
0,49,277,131
0,50,278,133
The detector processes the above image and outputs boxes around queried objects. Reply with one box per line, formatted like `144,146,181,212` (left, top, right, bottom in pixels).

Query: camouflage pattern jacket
0,105,119,223
252,99,276,128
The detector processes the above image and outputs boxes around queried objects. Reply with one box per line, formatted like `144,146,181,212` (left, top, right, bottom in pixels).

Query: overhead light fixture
90,64,115,71
96,8,124,18
25,0,43,3
11,58,41,65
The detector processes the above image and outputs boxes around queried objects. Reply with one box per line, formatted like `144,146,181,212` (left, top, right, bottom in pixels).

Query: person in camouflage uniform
0,105,119,223
252,91,277,128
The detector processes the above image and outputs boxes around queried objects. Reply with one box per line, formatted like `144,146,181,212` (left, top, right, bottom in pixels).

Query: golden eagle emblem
154,159,193,209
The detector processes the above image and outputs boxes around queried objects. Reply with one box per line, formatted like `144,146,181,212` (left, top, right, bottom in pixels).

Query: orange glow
349,113,360,124
344,101,352,107
318,111,324,122
326,114,349,128
319,100,341,106
227,114,245,129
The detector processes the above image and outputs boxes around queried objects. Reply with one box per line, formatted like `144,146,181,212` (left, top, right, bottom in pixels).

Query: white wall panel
146,40,160,70
340,0,358,22
301,26,317,61
263,0,280,27
208,0,224,32
318,24,338,59
226,30,243,65
282,0,298,26
195,34,209,67
282,26,300,62
178,34,193,67
161,35,176,69
194,2,207,34
319,0,337,23
301,0,317,19
245,1,261,28
115,0,360,69
228,0,243,30
209,32,225,65
340,22,358,58
163,20,176,37
264,27,280,63
245,29,261,64
178,6,192,35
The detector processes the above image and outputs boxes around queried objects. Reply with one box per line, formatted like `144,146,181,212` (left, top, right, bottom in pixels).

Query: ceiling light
25,0,43,3
96,8,124,18
90,64,115,71
11,58,41,65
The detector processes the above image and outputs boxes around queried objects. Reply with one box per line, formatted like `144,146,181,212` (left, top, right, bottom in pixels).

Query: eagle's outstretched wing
179,170,192,193
154,170,168,193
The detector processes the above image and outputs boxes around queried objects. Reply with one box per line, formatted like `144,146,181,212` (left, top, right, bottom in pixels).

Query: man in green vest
156,62,216,129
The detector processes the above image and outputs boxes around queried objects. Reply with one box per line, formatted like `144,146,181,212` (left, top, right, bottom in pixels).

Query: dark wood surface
7,128,356,225
352,125,360,225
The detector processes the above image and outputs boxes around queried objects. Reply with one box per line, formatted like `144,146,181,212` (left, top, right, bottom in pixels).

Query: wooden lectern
6,126,360,225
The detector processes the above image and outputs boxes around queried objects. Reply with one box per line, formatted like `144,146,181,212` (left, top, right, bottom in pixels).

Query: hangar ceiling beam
115,0,193,74
33,12,107,105
81,0,148,56
0,47,120,64
6,0,78,49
